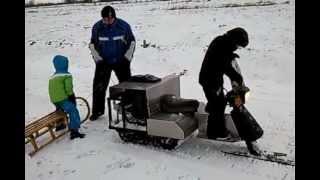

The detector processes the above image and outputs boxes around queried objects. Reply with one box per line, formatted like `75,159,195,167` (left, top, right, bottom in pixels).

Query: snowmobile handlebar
226,86,250,107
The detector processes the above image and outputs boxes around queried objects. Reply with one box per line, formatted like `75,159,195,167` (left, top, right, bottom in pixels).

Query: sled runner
25,97,90,156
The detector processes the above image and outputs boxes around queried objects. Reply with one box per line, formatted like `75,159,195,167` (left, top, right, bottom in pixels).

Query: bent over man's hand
234,95,242,108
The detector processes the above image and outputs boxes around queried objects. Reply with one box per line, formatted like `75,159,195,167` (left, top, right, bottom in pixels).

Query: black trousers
92,59,131,115
202,86,227,137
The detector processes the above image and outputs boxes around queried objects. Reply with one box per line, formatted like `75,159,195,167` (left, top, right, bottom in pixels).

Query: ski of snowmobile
221,150,295,167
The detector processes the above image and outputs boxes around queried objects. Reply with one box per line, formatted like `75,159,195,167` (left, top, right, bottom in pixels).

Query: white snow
25,0,295,179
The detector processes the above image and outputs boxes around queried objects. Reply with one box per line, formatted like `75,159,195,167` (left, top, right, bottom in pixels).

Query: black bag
231,105,263,141
128,74,161,83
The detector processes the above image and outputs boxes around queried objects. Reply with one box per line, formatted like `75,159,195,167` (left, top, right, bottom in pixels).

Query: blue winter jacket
91,18,135,64
49,55,74,103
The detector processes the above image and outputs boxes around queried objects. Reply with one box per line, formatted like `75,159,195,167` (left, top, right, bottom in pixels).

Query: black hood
225,27,249,48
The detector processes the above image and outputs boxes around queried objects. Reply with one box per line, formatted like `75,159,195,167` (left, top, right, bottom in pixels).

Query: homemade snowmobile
107,73,294,166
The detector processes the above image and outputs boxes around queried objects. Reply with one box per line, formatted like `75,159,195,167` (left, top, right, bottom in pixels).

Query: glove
232,53,240,59
233,86,249,105
54,104,63,112
89,43,103,63
234,95,242,108
68,94,76,105
235,86,249,93
124,41,136,62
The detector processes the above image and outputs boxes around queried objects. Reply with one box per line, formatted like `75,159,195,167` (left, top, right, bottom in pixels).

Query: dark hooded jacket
199,33,244,91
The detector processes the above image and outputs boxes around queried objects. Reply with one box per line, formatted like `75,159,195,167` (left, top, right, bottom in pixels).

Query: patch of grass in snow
167,5,210,10
217,1,290,8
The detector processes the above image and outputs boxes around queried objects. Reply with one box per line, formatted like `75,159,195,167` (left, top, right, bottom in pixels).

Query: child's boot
70,129,85,140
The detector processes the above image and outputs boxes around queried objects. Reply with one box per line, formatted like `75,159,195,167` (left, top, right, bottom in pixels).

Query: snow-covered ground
25,0,295,179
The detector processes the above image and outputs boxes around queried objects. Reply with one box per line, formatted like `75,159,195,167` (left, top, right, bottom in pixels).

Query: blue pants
55,100,81,130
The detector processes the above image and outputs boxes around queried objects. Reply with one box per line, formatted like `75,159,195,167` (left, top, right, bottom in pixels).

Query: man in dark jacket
199,27,249,139
89,5,136,121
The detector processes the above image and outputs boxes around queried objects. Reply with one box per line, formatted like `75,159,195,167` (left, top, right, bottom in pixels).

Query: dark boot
207,130,231,140
246,141,261,156
89,112,104,121
207,124,230,140
70,129,86,140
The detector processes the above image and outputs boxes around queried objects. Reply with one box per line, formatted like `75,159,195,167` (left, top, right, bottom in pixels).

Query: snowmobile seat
160,94,199,115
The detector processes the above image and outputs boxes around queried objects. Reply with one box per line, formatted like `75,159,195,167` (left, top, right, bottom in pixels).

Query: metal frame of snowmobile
106,74,295,166
107,74,198,149
107,73,239,148
107,95,181,149
107,95,147,133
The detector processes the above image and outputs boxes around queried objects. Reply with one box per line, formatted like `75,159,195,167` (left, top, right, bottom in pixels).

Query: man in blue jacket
89,5,136,121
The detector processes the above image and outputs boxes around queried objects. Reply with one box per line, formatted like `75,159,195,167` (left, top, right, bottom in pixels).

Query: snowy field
25,0,295,179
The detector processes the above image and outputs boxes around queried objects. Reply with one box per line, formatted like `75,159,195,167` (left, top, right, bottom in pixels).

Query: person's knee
69,106,79,115
62,102,76,112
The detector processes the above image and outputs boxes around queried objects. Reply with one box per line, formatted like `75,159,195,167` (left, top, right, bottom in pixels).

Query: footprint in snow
104,158,135,174
63,169,76,176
